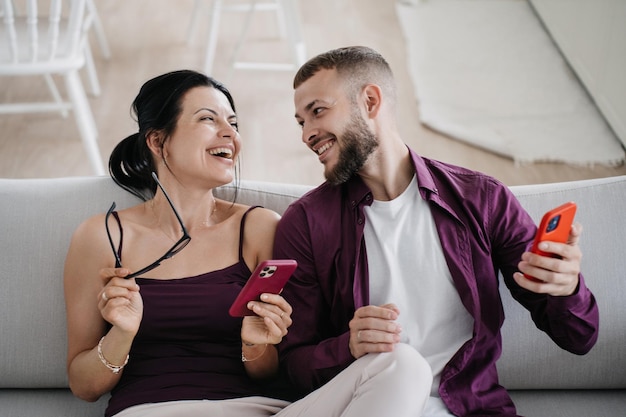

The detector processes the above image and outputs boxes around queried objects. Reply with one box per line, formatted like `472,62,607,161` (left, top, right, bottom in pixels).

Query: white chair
0,0,105,175
86,0,109,60
42,0,110,100
80,0,110,96
188,0,306,76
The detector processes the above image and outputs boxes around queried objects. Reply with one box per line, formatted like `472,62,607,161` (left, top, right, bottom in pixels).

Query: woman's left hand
241,293,292,345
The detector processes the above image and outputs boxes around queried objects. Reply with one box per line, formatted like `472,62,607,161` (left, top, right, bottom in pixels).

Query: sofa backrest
0,175,624,391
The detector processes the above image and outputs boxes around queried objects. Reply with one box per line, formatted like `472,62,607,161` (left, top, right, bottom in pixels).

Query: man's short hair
293,46,396,105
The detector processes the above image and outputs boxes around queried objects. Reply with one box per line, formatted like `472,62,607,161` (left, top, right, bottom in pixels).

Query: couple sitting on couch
64,46,598,417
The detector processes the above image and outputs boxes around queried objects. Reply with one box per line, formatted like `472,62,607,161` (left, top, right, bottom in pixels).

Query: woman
64,70,293,416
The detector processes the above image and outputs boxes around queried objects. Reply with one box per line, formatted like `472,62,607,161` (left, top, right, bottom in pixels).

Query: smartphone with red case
228,259,297,317
524,202,577,282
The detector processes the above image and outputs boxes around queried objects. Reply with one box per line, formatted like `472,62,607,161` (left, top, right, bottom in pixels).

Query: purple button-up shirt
274,149,599,416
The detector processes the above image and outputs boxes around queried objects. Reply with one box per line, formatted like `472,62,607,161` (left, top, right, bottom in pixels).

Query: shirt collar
408,147,439,197
344,175,372,208
342,147,439,207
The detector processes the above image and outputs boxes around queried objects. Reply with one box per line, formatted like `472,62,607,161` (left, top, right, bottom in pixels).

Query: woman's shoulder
246,206,281,235
72,212,108,242
221,201,280,223
66,212,114,276
247,205,281,222
71,203,146,245
229,203,280,240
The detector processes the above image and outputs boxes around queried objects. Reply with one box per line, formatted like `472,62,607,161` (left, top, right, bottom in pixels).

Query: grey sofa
1,175,625,416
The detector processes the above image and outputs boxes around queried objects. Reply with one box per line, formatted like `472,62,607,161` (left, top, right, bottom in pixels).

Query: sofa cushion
1,389,108,416
510,389,626,416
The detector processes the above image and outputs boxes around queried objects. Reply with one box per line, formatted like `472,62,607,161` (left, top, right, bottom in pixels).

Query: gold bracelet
97,336,129,374
241,343,268,362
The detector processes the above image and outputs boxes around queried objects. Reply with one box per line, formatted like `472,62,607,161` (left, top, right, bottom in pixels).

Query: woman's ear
362,84,383,118
146,130,165,158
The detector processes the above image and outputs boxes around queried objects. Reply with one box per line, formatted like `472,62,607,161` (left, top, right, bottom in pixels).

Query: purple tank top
105,207,264,417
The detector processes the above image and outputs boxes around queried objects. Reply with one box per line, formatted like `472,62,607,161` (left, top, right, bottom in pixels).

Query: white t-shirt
364,176,474,414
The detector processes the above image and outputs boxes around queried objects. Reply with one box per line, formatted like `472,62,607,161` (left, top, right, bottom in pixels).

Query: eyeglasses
105,172,191,279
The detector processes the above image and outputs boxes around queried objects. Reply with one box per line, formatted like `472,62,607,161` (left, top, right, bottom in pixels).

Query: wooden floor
1,0,625,186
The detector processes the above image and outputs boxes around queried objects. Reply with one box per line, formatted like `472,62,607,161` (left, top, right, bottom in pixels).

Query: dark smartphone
228,259,297,317
524,202,577,282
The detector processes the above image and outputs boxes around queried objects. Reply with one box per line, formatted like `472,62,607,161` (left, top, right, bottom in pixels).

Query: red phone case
524,202,577,282
228,259,297,317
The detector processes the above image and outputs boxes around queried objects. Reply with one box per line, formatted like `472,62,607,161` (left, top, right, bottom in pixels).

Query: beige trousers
114,343,432,417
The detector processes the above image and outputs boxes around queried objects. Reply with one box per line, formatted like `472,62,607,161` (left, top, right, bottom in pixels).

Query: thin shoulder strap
238,206,262,261
111,211,124,266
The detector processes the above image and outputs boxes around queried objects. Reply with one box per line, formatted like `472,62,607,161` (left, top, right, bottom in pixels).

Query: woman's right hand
98,268,143,335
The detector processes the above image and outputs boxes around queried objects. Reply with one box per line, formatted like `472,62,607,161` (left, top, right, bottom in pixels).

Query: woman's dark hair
109,70,238,201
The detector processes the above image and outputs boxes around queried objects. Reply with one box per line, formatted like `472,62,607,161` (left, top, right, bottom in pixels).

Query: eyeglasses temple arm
151,171,190,236
105,202,124,268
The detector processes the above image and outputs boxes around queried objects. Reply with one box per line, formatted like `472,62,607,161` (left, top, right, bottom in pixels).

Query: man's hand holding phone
515,202,582,296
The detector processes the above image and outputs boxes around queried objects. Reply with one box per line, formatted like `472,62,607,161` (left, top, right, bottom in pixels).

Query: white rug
396,0,625,166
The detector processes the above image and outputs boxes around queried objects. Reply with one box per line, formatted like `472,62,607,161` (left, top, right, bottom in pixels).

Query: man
274,46,599,416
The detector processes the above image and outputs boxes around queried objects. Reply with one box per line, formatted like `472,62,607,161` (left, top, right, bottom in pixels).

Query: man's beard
326,114,379,185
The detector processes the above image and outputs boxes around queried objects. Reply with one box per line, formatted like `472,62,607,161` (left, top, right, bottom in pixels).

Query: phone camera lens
546,215,561,232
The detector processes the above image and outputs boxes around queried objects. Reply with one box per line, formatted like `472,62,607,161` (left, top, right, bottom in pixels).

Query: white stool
188,0,306,75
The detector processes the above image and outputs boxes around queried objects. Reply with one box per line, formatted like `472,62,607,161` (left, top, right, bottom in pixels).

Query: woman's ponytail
108,133,156,201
